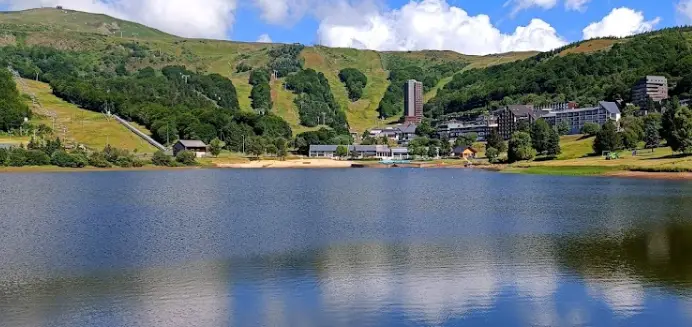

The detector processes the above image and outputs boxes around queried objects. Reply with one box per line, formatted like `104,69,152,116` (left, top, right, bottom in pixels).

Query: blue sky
1,0,690,55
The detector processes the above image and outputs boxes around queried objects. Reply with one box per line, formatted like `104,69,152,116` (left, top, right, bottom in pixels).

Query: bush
7,148,28,167
152,150,174,166
0,148,8,166
88,152,112,168
175,150,197,166
486,147,499,163
50,151,86,168
25,150,50,166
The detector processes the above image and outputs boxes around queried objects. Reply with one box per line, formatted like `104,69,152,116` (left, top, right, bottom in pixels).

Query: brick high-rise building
632,76,668,112
404,80,424,124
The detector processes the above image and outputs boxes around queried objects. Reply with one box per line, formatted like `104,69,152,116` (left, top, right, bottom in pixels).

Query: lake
1,169,692,326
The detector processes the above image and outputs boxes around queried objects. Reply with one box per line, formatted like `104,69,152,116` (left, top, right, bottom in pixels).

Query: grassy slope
0,8,538,134
509,135,692,173
20,78,157,153
301,46,391,133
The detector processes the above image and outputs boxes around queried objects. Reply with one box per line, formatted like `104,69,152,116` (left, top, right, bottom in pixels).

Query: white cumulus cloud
583,7,660,39
317,0,567,55
677,0,692,23
564,0,591,12
0,0,237,39
505,0,558,15
253,0,310,25
256,33,273,43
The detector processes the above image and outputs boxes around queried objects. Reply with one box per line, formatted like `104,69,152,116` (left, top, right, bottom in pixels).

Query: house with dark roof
542,101,621,135
173,140,209,157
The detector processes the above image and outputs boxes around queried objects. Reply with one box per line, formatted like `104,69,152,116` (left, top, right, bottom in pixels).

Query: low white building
308,145,410,159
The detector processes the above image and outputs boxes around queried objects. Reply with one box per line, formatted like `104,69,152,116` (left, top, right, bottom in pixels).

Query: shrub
175,150,197,166
485,147,499,163
115,157,134,168
152,150,173,166
7,148,28,167
88,152,112,168
51,151,86,168
25,150,50,166
0,148,9,166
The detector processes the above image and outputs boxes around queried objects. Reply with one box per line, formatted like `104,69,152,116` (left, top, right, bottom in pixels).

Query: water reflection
3,229,692,326
1,170,692,326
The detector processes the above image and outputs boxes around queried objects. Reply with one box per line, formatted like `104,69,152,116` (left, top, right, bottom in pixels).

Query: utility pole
242,135,246,154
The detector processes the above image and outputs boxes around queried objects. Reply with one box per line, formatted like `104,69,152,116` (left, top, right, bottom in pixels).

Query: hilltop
0,8,536,133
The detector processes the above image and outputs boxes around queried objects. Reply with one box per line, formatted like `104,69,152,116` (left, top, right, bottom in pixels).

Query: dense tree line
249,69,272,113
378,60,466,118
285,68,348,133
294,128,351,155
0,67,31,132
268,44,304,78
428,28,692,119
0,45,292,150
338,68,367,101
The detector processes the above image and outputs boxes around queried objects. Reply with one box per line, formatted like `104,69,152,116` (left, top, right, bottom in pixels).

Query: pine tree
546,128,561,156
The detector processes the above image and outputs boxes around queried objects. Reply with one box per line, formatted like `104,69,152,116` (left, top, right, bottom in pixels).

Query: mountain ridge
0,7,638,132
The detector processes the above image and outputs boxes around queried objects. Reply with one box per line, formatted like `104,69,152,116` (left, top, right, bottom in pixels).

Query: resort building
172,140,209,158
437,115,498,141
496,105,538,140
308,145,410,160
404,80,424,124
632,76,669,112
369,123,417,145
541,101,621,135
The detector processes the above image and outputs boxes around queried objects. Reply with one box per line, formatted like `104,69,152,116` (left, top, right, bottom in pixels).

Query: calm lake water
1,169,692,327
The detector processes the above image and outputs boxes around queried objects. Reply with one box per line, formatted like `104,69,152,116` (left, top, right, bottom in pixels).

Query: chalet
453,146,478,159
173,140,209,158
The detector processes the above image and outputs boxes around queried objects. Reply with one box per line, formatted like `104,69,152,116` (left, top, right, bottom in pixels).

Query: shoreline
2,161,692,181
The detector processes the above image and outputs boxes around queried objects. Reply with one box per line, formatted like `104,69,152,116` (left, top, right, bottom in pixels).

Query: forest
285,68,348,134
426,27,692,119
268,44,304,78
0,67,31,132
338,68,368,101
0,45,292,152
378,60,466,118
249,68,272,114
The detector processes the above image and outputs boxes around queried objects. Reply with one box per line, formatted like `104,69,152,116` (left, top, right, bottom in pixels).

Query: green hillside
0,7,535,133
427,28,692,119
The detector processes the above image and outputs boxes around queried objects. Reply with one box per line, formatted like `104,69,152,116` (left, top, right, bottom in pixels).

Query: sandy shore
604,171,692,181
215,159,355,169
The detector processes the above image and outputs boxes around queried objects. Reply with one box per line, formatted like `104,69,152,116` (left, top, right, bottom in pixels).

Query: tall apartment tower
632,76,668,111
404,79,424,124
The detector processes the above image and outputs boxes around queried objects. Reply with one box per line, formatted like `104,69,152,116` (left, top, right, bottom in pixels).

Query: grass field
509,134,692,174
20,78,157,153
